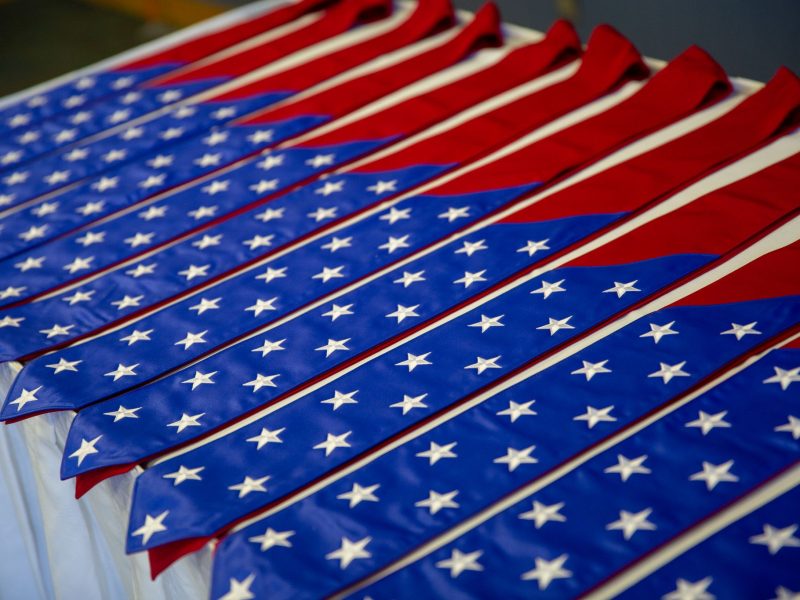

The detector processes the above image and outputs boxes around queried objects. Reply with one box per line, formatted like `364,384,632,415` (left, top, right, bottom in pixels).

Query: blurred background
0,0,798,96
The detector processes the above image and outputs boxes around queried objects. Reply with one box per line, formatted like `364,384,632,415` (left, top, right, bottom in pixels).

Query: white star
178,264,210,281
126,263,156,278
120,329,153,345
0,286,26,300
15,256,45,272
6,113,30,128
0,193,15,206
416,441,457,465
188,205,217,220
530,279,566,299
315,338,350,358
76,231,106,246
435,549,483,578
519,500,566,528
689,460,739,490
190,297,221,315
455,239,487,256
18,225,48,242
123,232,154,248
386,304,420,323
248,178,280,196
257,154,284,170
416,489,459,514
517,239,550,256
468,314,504,333
147,154,174,168
246,427,285,450
111,294,144,310
30,201,59,217
396,352,432,371
775,415,800,440
228,475,270,498
321,390,359,411
497,400,537,423
763,366,800,391
68,435,102,466
367,179,397,194
167,412,205,433
243,373,280,392
520,554,572,590
465,355,502,374
607,508,657,540
0,315,24,328
194,153,222,168
92,177,119,192
571,359,611,381
4,171,29,185
306,153,335,168
162,465,204,486
749,523,800,555
0,150,22,165
112,75,134,89
219,574,255,600
250,338,286,357
379,234,410,254
307,206,338,221
771,586,800,600
76,200,105,216
315,181,344,197
685,410,731,435
640,321,679,344
663,577,715,600
139,205,167,220
181,371,217,391
338,482,380,508
245,297,278,317
254,266,287,284
243,234,274,250
202,131,228,146
103,363,139,381
202,179,229,195
390,393,429,415
64,147,89,161
45,358,82,374
39,323,75,338
44,169,70,185
174,330,208,350
247,130,274,144
380,206,411,224
103,405,141,422
438,206,470,222
394,270,426,287
101,148,126,163
139,174,165,189
603,280,641,298
494,445,538,472
193,234,223,249
326,536,371,569
321,236,352,252
312,265,345,283
120,126,144,140
323,303,354,321
63,94,86,108
648,361,691,384
537,316,575,335
9,386,42,411
248,528,294,552
132,511,168,545
604,454,651,481
454,270,487,288
211,106,236,120
63,256,94,274
721,321,761,340
313,431,352,456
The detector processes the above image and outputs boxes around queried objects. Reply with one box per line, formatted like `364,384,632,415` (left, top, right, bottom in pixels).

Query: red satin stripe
568,152,800,266
432,45,730,195
674,239,800,306
293,18,581,145
118,0,337,71
316,24,646,162
238,1,504,123
503,67,800,225
151,0,394,85
215,0,457,102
